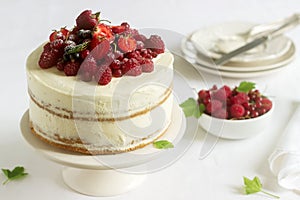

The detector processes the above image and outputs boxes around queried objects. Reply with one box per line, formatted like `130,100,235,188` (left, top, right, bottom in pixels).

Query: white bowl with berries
180,82,274,139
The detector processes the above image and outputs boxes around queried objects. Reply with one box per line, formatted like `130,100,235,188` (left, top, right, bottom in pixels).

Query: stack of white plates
181,22,296,78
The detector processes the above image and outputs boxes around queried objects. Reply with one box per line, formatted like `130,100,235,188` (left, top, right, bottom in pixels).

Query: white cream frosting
26,44,174,153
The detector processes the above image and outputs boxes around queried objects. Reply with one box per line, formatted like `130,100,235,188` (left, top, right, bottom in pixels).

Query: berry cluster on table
198,84,273,120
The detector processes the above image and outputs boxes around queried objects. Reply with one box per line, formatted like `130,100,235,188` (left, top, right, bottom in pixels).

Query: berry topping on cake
38,9,166,85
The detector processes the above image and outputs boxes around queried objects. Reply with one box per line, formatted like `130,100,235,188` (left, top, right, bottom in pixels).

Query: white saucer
193,61,290,79
195,42,295,73
188,21,292,63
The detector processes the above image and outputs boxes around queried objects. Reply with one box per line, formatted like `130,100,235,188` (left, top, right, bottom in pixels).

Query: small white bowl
198,102,274,139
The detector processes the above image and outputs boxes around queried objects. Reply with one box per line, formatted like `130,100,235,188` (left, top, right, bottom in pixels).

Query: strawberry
90,24,114,50
117,36,137,53
49,28,69,42
111,25,126,34
111,22,130,34
76,10,100,30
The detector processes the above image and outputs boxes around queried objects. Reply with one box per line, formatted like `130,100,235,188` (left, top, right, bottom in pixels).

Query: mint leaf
65,41,90,55
237,81,255,93
1,169,9,178
180,98,204,118
2,166,28,185
243,176,280,199
153,140,174,149
244,176,261,194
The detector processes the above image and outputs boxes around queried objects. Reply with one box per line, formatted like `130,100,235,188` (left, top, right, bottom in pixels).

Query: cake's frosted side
26,44,174,154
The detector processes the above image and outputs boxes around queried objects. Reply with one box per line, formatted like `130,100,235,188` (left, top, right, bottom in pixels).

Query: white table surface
1,0,300,199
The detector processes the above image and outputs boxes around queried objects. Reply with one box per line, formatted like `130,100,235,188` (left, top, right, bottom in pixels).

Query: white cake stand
20,103,194,197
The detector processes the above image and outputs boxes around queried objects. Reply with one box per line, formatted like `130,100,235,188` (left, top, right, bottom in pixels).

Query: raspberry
206,100,223,114
231,92,249,104
78,56,97,81
222,85,232,97
56,59,65,71
230,104,245,118
50,39,65,50
122,58,142,76
118,36,137,53
144,35,165,54
49,28,69,42
198,90,209,101
43,42,51,51
96,67,112,85
121,58,135,74
127,65,142,76
63,61,80,76
211,88,226,101
76,10,99,30
261,98,272,111
212,108,228,119
140,59,154,72
38,49,60,69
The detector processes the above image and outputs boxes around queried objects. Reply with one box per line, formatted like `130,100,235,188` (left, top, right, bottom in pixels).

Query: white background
1,0,300,199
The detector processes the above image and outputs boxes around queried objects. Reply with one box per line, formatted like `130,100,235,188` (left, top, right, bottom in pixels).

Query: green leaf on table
179,98,204,118
2,166,28,185
243,176,280,199
243,176,262,194
153,140,174,149
237,81,256,93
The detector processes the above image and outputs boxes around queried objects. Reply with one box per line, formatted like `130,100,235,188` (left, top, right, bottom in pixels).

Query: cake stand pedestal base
62,167,146,196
